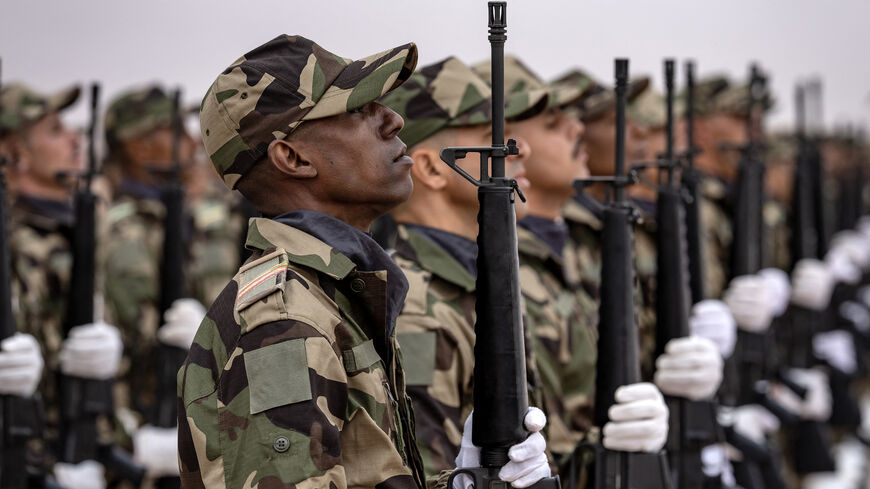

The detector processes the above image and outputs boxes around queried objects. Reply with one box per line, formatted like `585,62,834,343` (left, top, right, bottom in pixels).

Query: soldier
177,35,551,489
101,85,217,478
379,56,535,477
0,83,124,487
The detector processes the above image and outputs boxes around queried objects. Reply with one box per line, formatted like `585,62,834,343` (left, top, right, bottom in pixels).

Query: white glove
770,368,831,422
157,298,206,349
840,301,870,334
813,330,857,375
689,300,737,358
826,246,861,285
59,322,123,380
759,268,791,317
791,259,835,310
133,425,180,477
726,404,780,445
0,333,44,397
602,382,669,452
723,275,775,332
830,231,870,271
54,460,106,489
654,337,723,401
454,407,549,489
700,444,736,486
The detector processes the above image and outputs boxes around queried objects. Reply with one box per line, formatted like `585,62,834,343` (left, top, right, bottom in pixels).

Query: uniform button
273,436,290,453
350,278,366,293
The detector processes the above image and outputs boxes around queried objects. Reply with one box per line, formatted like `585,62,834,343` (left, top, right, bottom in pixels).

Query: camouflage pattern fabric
199,35,418,189
517,225,597,457
379,57,493,148
177,217,427,489
103,190,245,424
628,88,666,130
8,197,73,466
559,73,650,122
472,55,586,111
102,195,165,421
104,85,175,152
0,82,80,134
764,199,791,272
632,206,662,381
391,224,477,477
391,224,545,478
699,178,733,299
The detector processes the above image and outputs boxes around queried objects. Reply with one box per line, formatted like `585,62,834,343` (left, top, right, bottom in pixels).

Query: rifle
58,83,145,484
0,58,49,489
650,59,718,489
725,67,834,481
439,4,559,489
571,59,671,489
154,88,188,489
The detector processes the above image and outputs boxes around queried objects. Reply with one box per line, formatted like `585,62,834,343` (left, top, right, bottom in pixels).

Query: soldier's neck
10,176,70,203
524,184,572,221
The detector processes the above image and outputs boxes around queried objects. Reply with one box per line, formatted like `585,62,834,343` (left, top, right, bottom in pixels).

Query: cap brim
627,77,650,102
505,88,549,121
303,42,418,121
45,85,81,113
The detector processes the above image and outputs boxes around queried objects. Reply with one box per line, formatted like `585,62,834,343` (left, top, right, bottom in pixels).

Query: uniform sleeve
396,300,475,478
179,317,350,489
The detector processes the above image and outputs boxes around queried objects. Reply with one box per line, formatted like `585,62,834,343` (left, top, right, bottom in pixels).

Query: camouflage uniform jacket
391,224,476,477
699,179,732,298
8,195,74,455
102,193,165,420
632,200,662,381
177,215,427,489
103,188,245,422
517,223,597,456
391,224,543,478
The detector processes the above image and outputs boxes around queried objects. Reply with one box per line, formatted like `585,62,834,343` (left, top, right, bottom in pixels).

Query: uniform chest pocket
343,340,407,464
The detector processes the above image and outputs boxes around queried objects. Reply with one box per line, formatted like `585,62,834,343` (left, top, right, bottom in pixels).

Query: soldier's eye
349,106,365,114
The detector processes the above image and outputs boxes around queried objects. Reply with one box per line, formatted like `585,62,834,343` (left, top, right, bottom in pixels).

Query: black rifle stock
573,59,671,489
440,4,559,489
58,83,146,484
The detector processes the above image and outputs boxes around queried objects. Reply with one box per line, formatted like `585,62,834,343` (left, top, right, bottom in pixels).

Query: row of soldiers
0,79,249,486
3,20,870,489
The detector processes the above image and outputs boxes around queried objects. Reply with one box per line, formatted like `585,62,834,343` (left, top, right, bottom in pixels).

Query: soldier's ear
0,136,26,170
409,147,448,191
268,139,317,180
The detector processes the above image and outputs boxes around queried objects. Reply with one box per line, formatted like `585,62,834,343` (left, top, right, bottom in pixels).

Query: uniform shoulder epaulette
235,248,290,312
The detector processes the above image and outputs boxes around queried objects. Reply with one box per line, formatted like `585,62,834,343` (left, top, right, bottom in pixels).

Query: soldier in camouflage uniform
101,85,246,433
0,83,126,486
178,35,551,489
380,56,544,477
484,57,600,462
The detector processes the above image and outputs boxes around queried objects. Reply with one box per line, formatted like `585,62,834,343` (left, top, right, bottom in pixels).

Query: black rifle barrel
683,61,706,303
440,4,559,489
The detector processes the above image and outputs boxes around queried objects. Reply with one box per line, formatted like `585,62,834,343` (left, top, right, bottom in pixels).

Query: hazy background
2,0,869,133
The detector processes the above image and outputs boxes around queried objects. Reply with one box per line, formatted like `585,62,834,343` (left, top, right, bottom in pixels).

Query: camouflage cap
0,83,80,135
706,80,775,118
472,55,583,115
104,85,175,150
628,87,666,129
679,75,730,116
577,76,650,122
379,57,492,148
200,35,418,189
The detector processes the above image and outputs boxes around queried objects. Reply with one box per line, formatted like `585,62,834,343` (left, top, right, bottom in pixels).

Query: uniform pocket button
273,436,290,453
350,278,366,293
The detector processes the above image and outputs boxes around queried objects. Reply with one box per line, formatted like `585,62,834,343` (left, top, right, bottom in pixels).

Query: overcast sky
2,0,869,133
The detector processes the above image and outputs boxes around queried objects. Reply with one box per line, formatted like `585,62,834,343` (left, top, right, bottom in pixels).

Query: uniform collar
14,194,75,230
394,223,477,293
518,215,568,260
